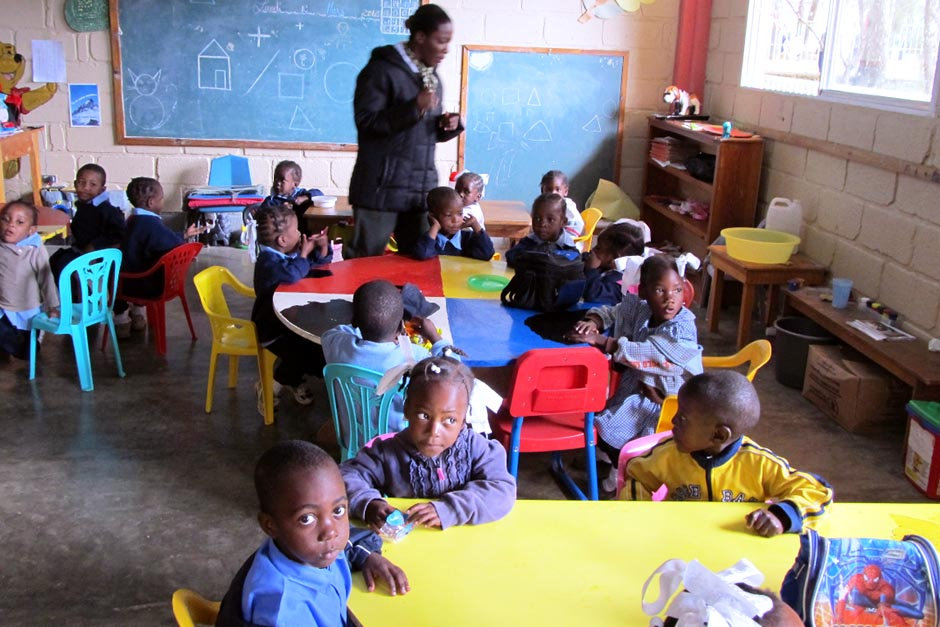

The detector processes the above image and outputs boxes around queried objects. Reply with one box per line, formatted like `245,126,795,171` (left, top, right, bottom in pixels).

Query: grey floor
0,247,927,626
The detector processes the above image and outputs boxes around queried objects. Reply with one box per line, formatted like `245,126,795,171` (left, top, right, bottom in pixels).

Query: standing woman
346,4,463,258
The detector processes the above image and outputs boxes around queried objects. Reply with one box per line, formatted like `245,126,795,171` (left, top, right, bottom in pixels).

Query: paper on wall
31,40,67,84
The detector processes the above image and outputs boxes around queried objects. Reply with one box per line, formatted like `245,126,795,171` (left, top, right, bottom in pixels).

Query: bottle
765,197,803,252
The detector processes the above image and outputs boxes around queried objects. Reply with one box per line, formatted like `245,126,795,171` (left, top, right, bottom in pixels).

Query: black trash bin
773,317,837,388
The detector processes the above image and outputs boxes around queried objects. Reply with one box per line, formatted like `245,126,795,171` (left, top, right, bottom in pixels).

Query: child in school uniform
321,279,460,433
582,222,646,305
624,371,833,536
215,440,409,627
454,171,485,229
503,193,580,267
251,203,332,412
261,160,323,235
341,356,516,530
412,187,494,261
0,201,59,360
540,170,584,244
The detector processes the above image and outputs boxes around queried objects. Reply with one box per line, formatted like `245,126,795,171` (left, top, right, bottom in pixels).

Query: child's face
0,206,36,244
74,170,105,202
146,186,165,213
640,269,684,323
276,214,302,254
541,176,569,198
273,169,299,197
405,380,468,458
432,200,465,237
455,180,481,207
671,394,723,454
259,465,351,569
531,202,566,243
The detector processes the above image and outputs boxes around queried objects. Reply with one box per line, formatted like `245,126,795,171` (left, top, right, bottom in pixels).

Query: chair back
574,207,603,252
508,347,610,417
57,249,122,331
193,265,257,349
616,430,672,499
171,588,220,627
149,242,203,301
324,363,402,461
682,278,695,308
702,339,772,381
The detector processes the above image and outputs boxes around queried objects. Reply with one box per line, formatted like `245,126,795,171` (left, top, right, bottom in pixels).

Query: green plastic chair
29,248,125,391
323,363,402,461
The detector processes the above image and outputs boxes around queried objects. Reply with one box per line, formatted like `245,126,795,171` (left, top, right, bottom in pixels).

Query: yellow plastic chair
193,266,277,425
654,339,773,432
172,589,220,627
573,207,603,252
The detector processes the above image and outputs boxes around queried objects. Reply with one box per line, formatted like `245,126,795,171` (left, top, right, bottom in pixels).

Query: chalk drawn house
197,39,231,90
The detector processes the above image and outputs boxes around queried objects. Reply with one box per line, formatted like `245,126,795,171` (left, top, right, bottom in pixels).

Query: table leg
707,268,724,333
28,129,42,207
765,285,781,327
737,284,757,349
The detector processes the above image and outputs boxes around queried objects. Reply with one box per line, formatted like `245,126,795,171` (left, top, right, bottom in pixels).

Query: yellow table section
439,256,513,299
349,499,940,626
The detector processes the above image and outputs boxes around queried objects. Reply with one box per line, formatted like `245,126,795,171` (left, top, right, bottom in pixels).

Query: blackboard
109,0,421,149
458,46,627,210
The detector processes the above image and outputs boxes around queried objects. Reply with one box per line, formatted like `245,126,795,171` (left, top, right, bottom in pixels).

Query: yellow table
37,224,67,242
349,499,940,626
439,256,513,300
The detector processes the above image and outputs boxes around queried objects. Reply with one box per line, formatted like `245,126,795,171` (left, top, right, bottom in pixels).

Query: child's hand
184,223,207,239
427,214,441,238
405,502,442,528
567,330,608,349
361,553,410,596
311,228,330,257
364,499,396,532
299,234,316,258
571,316,601,335
46,306,60,320
294,194,310,206
745,508,785,537
416,317,443,343
463,215,481,233
416,89,439,116
639,382,666,405
584,250,601,270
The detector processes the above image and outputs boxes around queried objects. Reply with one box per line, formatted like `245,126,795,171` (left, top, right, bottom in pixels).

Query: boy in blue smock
412,187,494,261
503,193,579,267
215,440,409,627
261,160,323,235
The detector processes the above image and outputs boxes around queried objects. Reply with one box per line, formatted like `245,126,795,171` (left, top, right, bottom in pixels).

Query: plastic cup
831,278,853,309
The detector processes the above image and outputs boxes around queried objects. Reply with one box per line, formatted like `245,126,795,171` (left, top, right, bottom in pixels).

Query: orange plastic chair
491,347,610,500
615,430,673,499
104,242,203,356
172,588,220,627
193,266,277,425
573,207,603,252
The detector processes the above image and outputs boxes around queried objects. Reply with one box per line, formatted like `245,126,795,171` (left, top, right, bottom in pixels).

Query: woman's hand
416,89,439,116
439,112,460,131
405,502,442,528
364,499,396,533
361,554,410,596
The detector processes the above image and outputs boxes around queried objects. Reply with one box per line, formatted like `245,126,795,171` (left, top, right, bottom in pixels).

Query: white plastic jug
766,197,802,252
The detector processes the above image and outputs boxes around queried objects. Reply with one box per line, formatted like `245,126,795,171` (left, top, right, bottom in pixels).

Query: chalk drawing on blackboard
293,49,316,71
126,68,175,130
380,0,417,35
498,123,513,143
582,115,601,133
245,51,280,95
295,21,305,31
468,51,493,72
247,27,272,48
197,40,231,91
190,0,214,4
334,22,352,48
501,89,519,106
523,120,552,142
128,69,161,96
527,89,541,107
278,73,304,100
323,62,357,104
289,106,315,132
473,121,491,134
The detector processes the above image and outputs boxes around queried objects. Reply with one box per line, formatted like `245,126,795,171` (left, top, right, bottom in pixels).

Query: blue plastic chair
29,249,125,392
323,363,403,461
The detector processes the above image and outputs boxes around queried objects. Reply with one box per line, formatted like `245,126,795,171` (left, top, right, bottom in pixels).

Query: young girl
540,170,584,245
568,255,702,461
582,222,646,305
340,356,516,530
0,201,59,359
455,171,485,229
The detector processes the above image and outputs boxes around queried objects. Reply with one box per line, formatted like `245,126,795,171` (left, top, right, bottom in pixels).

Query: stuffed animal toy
662,85,701,116
1,42,58,178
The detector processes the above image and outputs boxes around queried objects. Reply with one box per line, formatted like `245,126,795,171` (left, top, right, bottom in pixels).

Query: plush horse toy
662,85,701,116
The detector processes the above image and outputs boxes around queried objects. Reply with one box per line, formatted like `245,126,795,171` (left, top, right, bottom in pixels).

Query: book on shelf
649,137,697,166
846,319,915,341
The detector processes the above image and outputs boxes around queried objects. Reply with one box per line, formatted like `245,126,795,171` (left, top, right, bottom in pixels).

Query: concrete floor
0,247,927,626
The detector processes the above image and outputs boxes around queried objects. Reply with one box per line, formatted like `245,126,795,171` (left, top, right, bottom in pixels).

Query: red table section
276,255,444,297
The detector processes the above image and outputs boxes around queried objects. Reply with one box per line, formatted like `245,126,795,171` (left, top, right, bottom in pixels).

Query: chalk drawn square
278,73,304,100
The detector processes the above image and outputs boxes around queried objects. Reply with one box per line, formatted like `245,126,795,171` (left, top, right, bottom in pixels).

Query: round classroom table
272,255,581,367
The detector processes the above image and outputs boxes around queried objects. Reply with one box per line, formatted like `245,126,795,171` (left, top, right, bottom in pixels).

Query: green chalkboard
458,46,627,210
110,0,420,149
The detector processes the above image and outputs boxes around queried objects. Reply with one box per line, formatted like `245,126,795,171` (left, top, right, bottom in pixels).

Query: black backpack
501,247,585,312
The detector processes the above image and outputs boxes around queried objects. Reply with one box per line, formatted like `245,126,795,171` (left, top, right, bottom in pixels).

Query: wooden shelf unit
641,117,763,260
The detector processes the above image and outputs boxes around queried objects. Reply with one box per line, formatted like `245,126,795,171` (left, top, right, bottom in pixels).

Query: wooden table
707,245,828,349
348,499,940,626
0,127,43,207
786,287,940,401
304,198,531,241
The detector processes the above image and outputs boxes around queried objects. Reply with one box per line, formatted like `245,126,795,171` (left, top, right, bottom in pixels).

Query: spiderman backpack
781,529,940,626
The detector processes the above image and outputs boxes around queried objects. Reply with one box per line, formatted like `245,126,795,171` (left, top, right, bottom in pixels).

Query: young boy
261,160,323,234
251,204,332,410
503,193,580,268
624,371,833,536
582,222,645,305
321,279,458,432
412,187,494,261
540,170,583,243
455,171,485,229
215,440,409,627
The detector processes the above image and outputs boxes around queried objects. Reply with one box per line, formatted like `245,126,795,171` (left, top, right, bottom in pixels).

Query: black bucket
773,317,837,389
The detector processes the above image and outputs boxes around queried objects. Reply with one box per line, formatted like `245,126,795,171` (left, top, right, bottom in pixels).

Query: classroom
2,0,940,625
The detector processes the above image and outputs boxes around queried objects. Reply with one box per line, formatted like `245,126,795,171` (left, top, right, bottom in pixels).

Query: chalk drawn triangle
486,132,500,151
582,115,602,133
523,120,552,142
473,121,492,134
289,106,315,131
527,88,541,107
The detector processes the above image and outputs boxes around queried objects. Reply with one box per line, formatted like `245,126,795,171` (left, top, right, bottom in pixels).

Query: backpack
500,247,585,312
780,529,940,626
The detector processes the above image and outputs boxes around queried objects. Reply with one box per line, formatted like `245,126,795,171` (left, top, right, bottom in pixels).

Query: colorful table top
349,499,940,626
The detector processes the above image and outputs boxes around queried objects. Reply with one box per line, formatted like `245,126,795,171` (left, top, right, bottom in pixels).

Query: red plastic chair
103,242,203,356
615,430,672,499
491,347,610,500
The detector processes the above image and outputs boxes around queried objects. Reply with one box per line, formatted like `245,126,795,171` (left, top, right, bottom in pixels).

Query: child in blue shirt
503,193,580,267
582,222,645,305
261,160,323,235
215,440,409,627
251,203,332,411
413,187,494,261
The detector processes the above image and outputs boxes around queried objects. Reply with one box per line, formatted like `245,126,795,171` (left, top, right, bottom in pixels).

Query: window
742,0,940,113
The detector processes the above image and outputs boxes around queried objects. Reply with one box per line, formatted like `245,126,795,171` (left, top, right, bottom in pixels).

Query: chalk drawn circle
129,96,167,130
293,48,316,71
323,62,356,104
337,22,349,35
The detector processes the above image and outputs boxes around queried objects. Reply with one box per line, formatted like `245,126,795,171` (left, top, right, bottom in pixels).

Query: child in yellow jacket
623,370,832,536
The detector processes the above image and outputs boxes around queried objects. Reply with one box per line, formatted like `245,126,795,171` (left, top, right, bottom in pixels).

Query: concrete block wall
5,0,678,210
707,0,940,339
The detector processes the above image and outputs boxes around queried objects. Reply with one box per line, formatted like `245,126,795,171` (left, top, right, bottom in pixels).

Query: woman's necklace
404,42,439,93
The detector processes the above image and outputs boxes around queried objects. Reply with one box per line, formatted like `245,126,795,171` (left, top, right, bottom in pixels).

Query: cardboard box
801,345,910,433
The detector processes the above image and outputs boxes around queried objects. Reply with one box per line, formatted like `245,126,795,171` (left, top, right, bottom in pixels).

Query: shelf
642,196,708,239
648,118,762,146
646,159,713,193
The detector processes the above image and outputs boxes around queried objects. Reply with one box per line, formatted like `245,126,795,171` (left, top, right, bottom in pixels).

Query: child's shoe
255,379,282,417
114,311,132,339
290,380,315,406
130,311,147,331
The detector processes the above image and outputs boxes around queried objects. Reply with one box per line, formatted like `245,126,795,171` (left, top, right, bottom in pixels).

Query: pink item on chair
364,432,397,448
616,430,673,499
